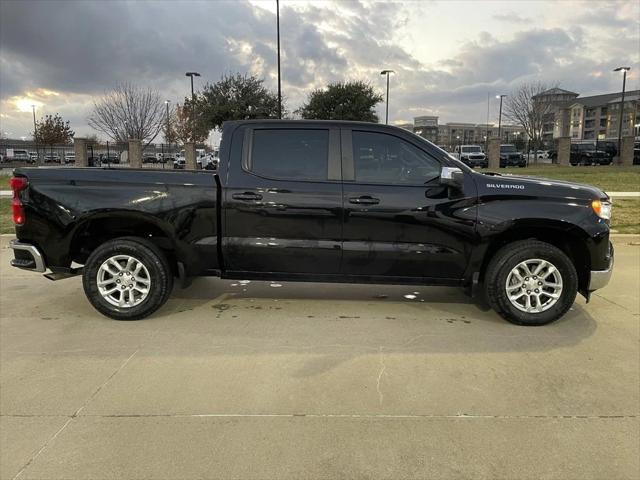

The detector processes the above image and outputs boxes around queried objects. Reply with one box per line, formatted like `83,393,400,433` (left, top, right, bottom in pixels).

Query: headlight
592,199,612,222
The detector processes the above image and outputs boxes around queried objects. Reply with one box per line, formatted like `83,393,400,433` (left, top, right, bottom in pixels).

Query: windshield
500,145,517,153
461,146,482,153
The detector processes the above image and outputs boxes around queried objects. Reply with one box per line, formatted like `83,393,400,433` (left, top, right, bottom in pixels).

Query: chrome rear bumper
10,240,46,273
589,243,614,291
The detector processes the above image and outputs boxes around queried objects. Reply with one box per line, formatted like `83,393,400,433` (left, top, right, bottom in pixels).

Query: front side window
352,131,440,185
250,129,328,181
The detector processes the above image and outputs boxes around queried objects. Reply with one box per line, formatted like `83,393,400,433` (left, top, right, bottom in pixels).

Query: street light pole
276,0,282,119
185,72,201,143
165,100,171,165
380,69,395,125
614,66,631,162
496,94,507,142
31,105,38,163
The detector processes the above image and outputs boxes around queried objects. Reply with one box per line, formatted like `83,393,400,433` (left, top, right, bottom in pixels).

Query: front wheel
485,240,577,325
82,237,173,320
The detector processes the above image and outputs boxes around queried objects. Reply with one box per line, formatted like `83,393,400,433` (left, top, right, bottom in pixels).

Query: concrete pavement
1,235,638,479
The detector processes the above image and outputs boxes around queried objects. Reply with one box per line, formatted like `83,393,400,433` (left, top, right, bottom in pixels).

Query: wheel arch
478,219,591,293
68,211,178,274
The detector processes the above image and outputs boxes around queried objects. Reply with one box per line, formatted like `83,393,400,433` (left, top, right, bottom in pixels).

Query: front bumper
589,242,614,291
10,240,46,273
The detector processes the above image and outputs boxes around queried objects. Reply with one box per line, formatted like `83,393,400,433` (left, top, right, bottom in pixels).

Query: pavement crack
376,346,387,406
72,349,138,418
12,417,73,480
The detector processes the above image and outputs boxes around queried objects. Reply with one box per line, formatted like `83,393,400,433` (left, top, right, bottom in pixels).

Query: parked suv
596,141,617,161
499,145,526,167
11,149,32,163
453,145,487,168
570,143,610,166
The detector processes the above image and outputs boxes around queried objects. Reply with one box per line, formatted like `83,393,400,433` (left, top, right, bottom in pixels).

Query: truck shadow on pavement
157,277,598,368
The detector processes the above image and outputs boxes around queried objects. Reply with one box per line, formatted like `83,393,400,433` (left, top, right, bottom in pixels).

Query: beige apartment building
533,88,639,145
410,116,525,150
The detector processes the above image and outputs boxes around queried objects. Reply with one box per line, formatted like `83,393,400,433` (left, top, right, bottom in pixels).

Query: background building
533,88,639,145
410,117,526,151
568,90,640,141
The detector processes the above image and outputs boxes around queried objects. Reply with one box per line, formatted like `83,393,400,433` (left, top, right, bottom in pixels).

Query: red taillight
9,177,28,192
12,198,25,225
9,176,28,226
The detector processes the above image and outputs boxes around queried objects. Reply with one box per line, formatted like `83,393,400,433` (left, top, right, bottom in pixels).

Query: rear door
223,124,343,275
340,127,476,280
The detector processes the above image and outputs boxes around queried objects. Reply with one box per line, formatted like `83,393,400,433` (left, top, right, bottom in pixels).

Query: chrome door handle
232,192,263,201
349,196,380,205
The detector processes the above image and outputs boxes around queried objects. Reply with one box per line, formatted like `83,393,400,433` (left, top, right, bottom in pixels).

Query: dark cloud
0,0,638,136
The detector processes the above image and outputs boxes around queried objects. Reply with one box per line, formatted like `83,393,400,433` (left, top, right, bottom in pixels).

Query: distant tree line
80,74,384,146
31,74,552,148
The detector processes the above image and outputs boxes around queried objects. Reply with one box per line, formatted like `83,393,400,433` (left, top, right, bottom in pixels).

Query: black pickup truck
9,120,613,325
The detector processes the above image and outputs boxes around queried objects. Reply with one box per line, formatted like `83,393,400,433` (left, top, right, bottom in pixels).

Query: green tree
34,114,74,145
197,74,280,131
297,81,383,122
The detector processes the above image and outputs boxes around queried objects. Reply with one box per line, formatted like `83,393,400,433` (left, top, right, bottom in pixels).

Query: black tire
484,240,578,326
82,237,173,320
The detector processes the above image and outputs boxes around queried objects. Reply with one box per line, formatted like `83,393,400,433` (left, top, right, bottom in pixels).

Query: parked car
173,158,204,169
64,153,76,164
533,150,549,160
29,152,39,163
570,143,610,166
142,153,157,164
8,120,613,326
44,153,61,163
634,142,640,165
156,153,173,163
499,145,526,167
102,153,120,164
596,141,617,160
453,145,487,168
10,149,32,163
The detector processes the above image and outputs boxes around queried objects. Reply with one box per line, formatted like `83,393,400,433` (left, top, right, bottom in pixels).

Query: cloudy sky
1,0,638,142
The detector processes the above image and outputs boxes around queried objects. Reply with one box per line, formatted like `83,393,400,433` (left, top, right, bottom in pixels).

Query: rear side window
352,131,440,185
250,129,329,181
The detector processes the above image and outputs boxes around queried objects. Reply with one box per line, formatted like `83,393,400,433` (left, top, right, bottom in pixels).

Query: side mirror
440,166,464,189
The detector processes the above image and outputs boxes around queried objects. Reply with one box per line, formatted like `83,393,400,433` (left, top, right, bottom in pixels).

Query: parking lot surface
1,235,638,479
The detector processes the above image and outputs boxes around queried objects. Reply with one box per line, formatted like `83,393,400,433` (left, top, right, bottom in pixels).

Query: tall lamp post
276,0,282,119
496,94,507,142
185,72,201,143
164,100,171,166
614,66,631,162
380,69,395,125
31,105,38,163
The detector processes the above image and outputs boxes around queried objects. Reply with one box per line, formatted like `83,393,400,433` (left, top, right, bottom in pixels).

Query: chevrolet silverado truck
9,120,613,325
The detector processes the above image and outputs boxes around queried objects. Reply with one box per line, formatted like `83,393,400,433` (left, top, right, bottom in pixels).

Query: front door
340,128,476,280
223,125,343,275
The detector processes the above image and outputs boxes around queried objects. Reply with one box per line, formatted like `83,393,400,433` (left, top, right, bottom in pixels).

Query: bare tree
503,81,558,151
88,83,165,145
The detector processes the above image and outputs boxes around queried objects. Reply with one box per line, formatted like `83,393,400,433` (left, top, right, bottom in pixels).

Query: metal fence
0,141,209,170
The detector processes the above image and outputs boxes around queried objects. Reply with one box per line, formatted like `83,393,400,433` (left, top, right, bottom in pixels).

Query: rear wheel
82,237,173,320
485,240,577,326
